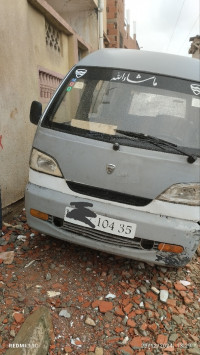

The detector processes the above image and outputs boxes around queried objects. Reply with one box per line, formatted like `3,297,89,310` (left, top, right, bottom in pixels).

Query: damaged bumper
25,181,200,267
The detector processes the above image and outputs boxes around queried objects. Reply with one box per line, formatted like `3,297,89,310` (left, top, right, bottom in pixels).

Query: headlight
157,183,200,206
30,148,63,177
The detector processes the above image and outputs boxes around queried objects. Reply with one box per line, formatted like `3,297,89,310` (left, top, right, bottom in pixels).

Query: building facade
0,0,139,209
0,0,107,208
106,0,139,49
189,35,200,59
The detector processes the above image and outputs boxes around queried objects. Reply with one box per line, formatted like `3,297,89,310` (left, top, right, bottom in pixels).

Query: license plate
64,207,137,239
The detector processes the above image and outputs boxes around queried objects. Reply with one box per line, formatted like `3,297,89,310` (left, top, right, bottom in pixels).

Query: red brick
156,334,168,344
183,296,193,305
176,305,186,314
132,295,141,304
106,336,120,343
127,319,136,328
115,326,124,333
123,303,133,314
174,282,186,291
115,306,125,316
167,299,177,306
145,291,158,301
130,336,143,348
98,301,113,313
92,300,100,308
13,312,24,323
140,323,148,330
148,323,157,332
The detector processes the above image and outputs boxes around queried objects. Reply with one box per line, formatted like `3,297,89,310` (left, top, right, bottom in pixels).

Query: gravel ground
0,207,200,355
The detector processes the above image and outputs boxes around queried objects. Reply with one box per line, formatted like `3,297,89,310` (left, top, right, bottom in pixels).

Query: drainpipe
98,0,104,49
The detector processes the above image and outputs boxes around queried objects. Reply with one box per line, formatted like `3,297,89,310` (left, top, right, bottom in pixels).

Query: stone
180,280,191,287
47,291,61,298
138,262,145,270
17,235,26,242
85,316,96,326
160,290,169,303
59,309,71,318
151,286,160,295
121,315,128,325
10,330,16,337
0,239,7,246
6,306,53,355
117,345,134,354
140,286,147,294
105,293,116,299
169,333,179,342
95,347,104,355
160,267,167,273
172,315,182,325
45,273,51,281
0,251,14,264
188,348,200,355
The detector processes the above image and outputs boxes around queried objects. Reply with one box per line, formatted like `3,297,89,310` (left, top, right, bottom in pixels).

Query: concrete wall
0,0,96,208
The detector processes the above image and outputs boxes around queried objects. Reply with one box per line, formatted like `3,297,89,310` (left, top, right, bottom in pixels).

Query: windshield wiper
115,129,197,164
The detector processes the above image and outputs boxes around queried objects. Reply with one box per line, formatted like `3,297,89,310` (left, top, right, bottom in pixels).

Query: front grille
48,215,159,251
66,181,152,207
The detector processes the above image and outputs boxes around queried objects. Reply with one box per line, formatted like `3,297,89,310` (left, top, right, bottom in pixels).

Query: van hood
33,128,199,205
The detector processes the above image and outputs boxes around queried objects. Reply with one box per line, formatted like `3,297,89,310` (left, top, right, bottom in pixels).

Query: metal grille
66,181,152,207
48,216,159,250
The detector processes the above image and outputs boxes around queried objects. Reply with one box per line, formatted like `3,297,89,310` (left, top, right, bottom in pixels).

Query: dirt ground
0,206,200,354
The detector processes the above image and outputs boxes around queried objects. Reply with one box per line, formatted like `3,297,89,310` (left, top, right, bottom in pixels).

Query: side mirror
30,101,42,125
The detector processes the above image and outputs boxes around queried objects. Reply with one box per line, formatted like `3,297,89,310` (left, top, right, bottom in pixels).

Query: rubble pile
0,209,199,354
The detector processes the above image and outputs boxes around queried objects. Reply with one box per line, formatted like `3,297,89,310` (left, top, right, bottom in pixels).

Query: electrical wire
166,0,186,51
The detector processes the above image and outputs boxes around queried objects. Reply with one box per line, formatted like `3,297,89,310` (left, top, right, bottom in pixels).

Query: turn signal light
158,243,183,254
30,209,48,221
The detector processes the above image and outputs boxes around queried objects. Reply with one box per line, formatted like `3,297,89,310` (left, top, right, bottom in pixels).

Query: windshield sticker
75,68,87,78
66,79,77,92
66,86,72,92
74,82,84,89
191,83,200,96
111,72,157,86
192,97,200,108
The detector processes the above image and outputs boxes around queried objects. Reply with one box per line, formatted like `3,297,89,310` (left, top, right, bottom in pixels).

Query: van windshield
43,67,200,151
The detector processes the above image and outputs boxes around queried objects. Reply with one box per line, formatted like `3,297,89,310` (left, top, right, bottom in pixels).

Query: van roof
78,49,200,82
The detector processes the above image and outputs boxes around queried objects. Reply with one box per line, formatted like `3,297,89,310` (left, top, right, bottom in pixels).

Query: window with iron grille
45,20,61,53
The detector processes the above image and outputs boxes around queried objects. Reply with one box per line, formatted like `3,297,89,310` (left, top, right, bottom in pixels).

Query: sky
125,0,200,56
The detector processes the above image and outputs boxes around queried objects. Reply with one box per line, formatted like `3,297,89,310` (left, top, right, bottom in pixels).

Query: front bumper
25,182,200,267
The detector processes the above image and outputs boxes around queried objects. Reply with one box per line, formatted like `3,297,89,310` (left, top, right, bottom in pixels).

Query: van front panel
26,59,200,267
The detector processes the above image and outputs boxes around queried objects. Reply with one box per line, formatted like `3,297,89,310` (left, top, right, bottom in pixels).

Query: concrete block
6,306,54,355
